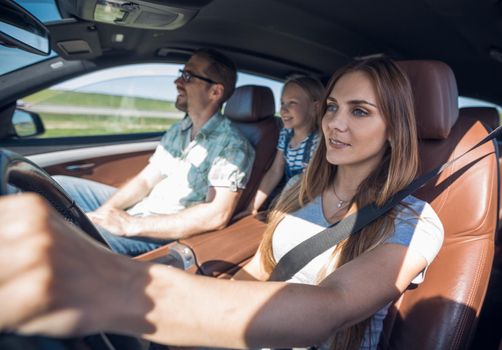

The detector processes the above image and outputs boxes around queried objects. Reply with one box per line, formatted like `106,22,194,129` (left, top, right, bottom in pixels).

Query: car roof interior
46,0,502,106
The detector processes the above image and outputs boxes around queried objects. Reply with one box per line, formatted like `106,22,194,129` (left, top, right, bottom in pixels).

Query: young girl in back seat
246,75,324,215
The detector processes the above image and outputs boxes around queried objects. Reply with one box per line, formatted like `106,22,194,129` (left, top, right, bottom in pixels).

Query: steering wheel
0,149,108,245
0,149,146,350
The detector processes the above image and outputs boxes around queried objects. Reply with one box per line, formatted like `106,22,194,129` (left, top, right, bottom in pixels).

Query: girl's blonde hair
282,75,325,132
260,57,418,350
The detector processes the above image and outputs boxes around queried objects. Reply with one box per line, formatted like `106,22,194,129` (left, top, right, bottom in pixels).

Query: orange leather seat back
379,61,497,349
459,106,502,269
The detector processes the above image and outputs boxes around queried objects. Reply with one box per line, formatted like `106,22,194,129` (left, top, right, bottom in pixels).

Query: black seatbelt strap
268,124,502,282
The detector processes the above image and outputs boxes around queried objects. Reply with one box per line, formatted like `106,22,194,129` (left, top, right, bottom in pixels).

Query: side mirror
12,109,45,138
0,0,51,56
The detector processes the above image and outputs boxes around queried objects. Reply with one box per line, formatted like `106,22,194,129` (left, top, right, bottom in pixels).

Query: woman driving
0,57,443,350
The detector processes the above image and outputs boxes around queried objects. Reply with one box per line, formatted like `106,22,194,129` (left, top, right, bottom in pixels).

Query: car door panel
43,150,153,187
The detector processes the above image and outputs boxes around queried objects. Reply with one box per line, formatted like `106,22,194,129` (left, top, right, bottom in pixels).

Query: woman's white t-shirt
271,195,444,349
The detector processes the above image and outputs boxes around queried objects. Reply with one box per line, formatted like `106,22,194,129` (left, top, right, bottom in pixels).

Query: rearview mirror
0,0,51,56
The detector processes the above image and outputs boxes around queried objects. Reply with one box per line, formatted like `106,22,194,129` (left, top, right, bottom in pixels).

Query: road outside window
18,63,283,138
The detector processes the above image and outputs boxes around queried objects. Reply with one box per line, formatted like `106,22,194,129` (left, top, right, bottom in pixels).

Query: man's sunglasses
178,69,220,85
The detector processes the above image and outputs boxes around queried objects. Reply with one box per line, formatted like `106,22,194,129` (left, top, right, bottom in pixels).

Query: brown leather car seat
459,106,502,273
224,84,281,216
459,106,500,131
459,107,501,223
379,61,498,349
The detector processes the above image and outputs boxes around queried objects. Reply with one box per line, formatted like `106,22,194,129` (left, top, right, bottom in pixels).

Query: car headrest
459,106,500,131
397,60,459,140
224,85,276,123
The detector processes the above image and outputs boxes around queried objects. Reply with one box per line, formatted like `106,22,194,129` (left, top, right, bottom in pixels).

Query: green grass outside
20,89,181,138
23,90,178,112
39,113,178,138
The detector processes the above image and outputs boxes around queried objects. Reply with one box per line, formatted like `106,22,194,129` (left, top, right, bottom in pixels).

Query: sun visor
49,20,102,60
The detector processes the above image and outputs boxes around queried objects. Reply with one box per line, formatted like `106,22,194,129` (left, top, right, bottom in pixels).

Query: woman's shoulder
397,195,440,222
388,195,444,266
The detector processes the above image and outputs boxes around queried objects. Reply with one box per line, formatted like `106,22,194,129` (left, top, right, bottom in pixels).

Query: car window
459,96,502,113
18,63,284,138
237,72,283,113
459,96,501,124
15,0,61,22
0,0,61,76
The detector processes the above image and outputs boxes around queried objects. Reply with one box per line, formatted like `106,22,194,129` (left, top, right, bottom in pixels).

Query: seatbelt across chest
268,124,502,282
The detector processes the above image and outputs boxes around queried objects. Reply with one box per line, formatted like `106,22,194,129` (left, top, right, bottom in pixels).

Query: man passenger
55,48,255,256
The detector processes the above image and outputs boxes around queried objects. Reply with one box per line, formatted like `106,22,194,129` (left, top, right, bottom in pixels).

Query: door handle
65,163,95,171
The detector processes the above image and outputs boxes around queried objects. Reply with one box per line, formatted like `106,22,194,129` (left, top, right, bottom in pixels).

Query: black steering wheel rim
0,149,144,350
0,148,109,247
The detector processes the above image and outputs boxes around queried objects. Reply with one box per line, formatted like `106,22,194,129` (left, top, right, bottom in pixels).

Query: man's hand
87,207,139,237
0,193,143,337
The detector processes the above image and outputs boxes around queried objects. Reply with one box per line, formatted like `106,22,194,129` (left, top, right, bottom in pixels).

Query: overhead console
57,0,213,30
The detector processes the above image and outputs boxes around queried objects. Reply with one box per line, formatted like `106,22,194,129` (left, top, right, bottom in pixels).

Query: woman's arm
0,194,430,349
137,243,427,348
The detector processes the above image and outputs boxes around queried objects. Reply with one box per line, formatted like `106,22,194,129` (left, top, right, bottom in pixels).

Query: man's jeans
54,175,167,256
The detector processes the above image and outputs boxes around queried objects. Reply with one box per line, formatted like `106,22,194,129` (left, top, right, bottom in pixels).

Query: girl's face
280,83,316,131
321,71,388,172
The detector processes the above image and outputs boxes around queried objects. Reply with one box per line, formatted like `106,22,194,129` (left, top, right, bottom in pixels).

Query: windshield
0,0,61,76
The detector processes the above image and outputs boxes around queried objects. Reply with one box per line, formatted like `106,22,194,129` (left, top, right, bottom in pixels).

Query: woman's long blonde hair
259,57,419,350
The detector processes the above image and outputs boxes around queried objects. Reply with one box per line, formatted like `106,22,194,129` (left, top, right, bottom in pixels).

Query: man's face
174,54,214,114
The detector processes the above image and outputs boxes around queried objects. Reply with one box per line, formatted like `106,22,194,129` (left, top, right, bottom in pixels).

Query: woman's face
321,71,388,171
280,83,316,131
